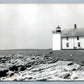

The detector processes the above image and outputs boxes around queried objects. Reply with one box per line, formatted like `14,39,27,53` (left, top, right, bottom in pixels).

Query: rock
37,78,47,81
0,70,8,77
9,65,27,72
57,72,71,79
9,66,19,72
0,64,9,77
72,68,77,71
0,52,83,81
25,64,32,68
49,51,53,54
20,65,26,71
48,58,58,64
63,73,70,79
67,62,74,66
27,77,32,79
7,71,14,77
64,63,80,71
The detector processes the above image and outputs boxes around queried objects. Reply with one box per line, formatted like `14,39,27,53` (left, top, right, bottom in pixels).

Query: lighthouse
52,25,61,50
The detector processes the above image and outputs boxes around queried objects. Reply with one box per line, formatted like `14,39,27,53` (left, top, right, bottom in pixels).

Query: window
66,37,69,40
77,36,79,40
78,42,80,47
66,43,69,47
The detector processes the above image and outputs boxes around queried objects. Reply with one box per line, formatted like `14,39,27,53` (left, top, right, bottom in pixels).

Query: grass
47,50,84,65
0,49,51,56
0,49,84,65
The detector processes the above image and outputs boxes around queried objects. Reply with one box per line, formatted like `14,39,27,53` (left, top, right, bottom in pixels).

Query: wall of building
62,36,84,49
74,37,84,49
62,37,74,49
52,33,61,50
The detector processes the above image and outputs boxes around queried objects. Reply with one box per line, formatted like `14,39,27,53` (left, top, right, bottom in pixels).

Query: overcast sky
0,4,84,49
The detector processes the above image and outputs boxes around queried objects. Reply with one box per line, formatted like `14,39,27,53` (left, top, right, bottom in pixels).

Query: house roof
61,28,84,37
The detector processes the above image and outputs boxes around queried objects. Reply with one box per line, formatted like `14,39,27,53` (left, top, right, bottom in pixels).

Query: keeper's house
52,24,84,50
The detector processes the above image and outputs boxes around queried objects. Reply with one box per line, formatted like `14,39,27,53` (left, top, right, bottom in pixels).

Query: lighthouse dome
56,25,61,32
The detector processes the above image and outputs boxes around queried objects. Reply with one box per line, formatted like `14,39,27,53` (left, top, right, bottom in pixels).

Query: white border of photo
0,0,84,84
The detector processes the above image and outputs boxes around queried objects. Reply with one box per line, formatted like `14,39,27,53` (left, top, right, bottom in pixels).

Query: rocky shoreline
0,53,84,81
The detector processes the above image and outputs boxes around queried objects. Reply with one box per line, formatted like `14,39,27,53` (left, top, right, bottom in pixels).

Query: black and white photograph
0,3,84,81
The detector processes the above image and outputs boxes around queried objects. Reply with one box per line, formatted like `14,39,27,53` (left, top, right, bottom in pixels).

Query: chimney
74,24,77,29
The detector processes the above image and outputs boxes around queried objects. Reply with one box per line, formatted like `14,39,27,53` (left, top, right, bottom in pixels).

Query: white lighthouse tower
52,25,61,50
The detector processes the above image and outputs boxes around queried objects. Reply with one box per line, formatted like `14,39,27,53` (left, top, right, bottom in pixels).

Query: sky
0,4,84,49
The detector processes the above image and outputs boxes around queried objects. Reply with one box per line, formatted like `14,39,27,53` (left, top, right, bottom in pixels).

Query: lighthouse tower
52,25,61,50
